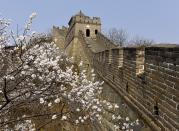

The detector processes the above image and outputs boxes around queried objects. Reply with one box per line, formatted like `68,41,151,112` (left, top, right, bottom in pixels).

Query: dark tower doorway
95,29,98,34
86,29,90,37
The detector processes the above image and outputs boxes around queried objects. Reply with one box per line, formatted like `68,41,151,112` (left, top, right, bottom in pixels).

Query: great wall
52,11,179,131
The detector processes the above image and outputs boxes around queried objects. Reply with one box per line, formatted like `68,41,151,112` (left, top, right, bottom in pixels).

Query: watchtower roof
75,10,85,16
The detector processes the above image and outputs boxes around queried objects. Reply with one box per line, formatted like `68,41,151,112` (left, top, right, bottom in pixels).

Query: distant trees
106,28,128,47
106,28,154,47
0,13,138,130
129,36,154,47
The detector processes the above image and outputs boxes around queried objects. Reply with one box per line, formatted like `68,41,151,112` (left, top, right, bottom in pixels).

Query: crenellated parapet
72,15,101,26
93,46,179,131
68,11,101,29
65,11,102,48
96,32,117,48
52,26,68,49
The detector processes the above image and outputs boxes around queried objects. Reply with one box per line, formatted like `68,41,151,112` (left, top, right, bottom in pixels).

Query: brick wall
52,26,67,49
93,46,179,131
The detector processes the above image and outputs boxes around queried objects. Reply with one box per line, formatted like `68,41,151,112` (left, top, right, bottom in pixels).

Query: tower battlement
68,11,101,27
66,11,102,46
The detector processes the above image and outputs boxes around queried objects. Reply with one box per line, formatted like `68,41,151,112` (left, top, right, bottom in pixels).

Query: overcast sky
1,0,179,43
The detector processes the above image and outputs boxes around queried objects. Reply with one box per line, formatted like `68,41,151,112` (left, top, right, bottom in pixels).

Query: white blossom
54,98,60,103
75,120,79,124
97,108,101,112
79,61,83,66
114,104,119,108
48,102,52,107
136,119,139,125
31,74,36,78
112,115,116,120
39,98,45,104
126,117,130,121
23,65,29,69
29,12,37,19
52,115,57,120
61,115,67,120
81,119,84,123
21,71,26,75
76,108,80,112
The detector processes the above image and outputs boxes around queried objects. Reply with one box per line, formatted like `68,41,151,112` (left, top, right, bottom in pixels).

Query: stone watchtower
64,11,102,75
66,11,101,46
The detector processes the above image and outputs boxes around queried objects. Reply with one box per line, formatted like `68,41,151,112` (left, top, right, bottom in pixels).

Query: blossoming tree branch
0,13,138,131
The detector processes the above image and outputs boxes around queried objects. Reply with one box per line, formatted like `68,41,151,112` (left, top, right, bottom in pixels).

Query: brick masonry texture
93,47,179,131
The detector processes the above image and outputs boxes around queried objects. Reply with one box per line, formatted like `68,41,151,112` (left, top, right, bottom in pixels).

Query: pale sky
1,0,179,43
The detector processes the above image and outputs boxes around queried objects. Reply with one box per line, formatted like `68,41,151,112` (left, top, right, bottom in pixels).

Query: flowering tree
0,13,138,131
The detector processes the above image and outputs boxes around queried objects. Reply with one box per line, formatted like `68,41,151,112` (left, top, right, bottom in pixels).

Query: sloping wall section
93,46,179,131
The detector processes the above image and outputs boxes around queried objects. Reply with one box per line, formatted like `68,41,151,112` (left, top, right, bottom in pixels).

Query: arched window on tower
95,29,98,34
86,29,90,37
